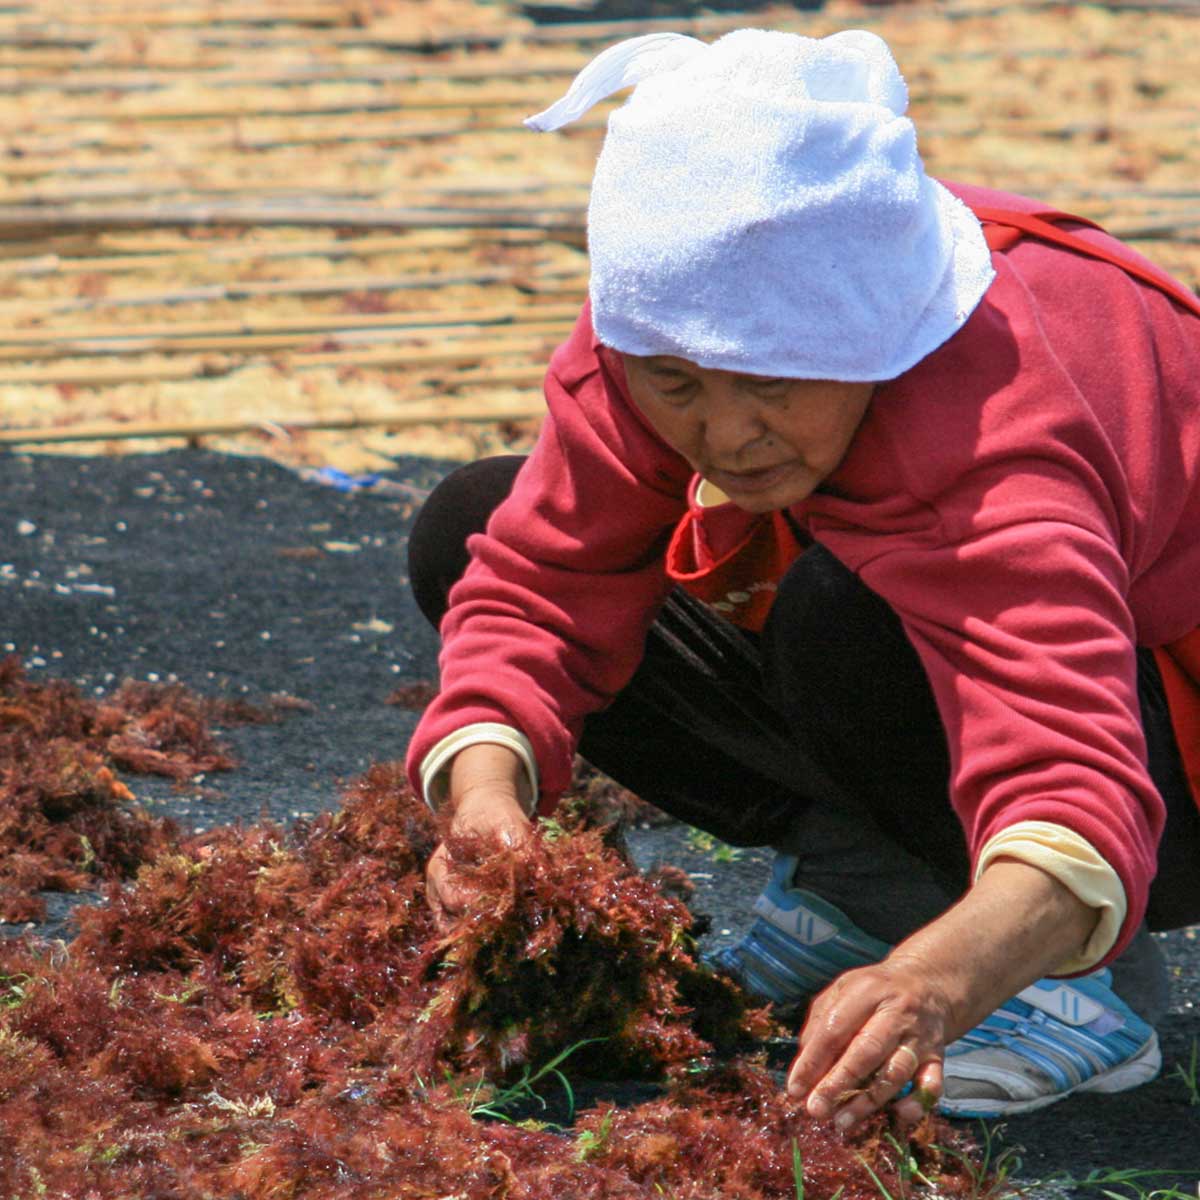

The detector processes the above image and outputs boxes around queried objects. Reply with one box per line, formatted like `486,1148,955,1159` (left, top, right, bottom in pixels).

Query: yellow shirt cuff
974,820,1127,974
419,723,539,816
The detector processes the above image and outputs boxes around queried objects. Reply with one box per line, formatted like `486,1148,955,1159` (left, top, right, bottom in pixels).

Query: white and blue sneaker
707,853,889,1016
711,853,1161,1114
940,969,1161,1116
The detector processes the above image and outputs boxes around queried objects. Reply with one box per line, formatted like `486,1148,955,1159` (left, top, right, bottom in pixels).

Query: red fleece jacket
406,183,1200,965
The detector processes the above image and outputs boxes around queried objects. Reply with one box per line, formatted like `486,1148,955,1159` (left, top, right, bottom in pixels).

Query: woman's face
620,353,875,513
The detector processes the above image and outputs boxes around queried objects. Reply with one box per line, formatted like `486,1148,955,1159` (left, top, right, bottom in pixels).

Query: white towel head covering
526,28,995,381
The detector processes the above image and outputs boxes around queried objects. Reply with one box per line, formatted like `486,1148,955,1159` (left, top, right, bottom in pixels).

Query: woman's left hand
785,953,953,1129
784,858,1102,1130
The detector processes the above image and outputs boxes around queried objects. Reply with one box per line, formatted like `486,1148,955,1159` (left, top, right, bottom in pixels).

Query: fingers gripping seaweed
400,819,767,1084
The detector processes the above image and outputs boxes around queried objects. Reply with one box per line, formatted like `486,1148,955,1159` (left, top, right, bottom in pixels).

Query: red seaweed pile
0,671,996,1199
0,657,271,923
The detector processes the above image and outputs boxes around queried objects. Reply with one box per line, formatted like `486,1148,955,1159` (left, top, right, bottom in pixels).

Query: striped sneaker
941,969,1161,1117
707,853,889,1015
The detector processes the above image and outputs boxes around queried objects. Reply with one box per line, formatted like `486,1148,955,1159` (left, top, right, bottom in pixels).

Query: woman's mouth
705,461,794,496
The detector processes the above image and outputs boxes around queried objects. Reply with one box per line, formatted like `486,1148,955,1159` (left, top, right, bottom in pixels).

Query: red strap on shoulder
976,207,1102,253
973,204,1200,319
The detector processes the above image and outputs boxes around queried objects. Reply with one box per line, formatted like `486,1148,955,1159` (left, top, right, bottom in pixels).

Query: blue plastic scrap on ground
298,466,430,501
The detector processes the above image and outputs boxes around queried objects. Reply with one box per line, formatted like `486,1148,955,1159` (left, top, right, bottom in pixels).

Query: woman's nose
702,398,765,460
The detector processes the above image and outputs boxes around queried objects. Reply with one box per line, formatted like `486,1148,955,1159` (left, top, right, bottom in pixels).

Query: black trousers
408,455,1200,935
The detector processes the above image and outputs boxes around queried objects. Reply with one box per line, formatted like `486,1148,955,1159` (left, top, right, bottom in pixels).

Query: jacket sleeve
405,312,693,812
816,471,1163,968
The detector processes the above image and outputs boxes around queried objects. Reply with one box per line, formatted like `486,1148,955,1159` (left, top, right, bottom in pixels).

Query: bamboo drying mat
1,0,1198,470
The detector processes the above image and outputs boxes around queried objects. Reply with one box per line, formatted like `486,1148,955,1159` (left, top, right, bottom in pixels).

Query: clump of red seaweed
0,668,996,1198
399,819,773,1083
384,679,440,710
0,657,271,922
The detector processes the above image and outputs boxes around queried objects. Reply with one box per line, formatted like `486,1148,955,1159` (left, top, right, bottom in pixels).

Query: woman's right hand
424,743,534,929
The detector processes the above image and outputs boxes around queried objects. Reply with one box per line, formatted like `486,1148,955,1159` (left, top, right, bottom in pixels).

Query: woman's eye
654,379,696,402
748,378,790,398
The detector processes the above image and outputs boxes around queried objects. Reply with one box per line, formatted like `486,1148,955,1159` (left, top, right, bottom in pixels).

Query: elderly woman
403,28,1200,1129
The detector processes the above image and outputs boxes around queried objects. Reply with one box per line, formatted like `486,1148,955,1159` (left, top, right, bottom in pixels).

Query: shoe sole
939,1031,1162,1118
